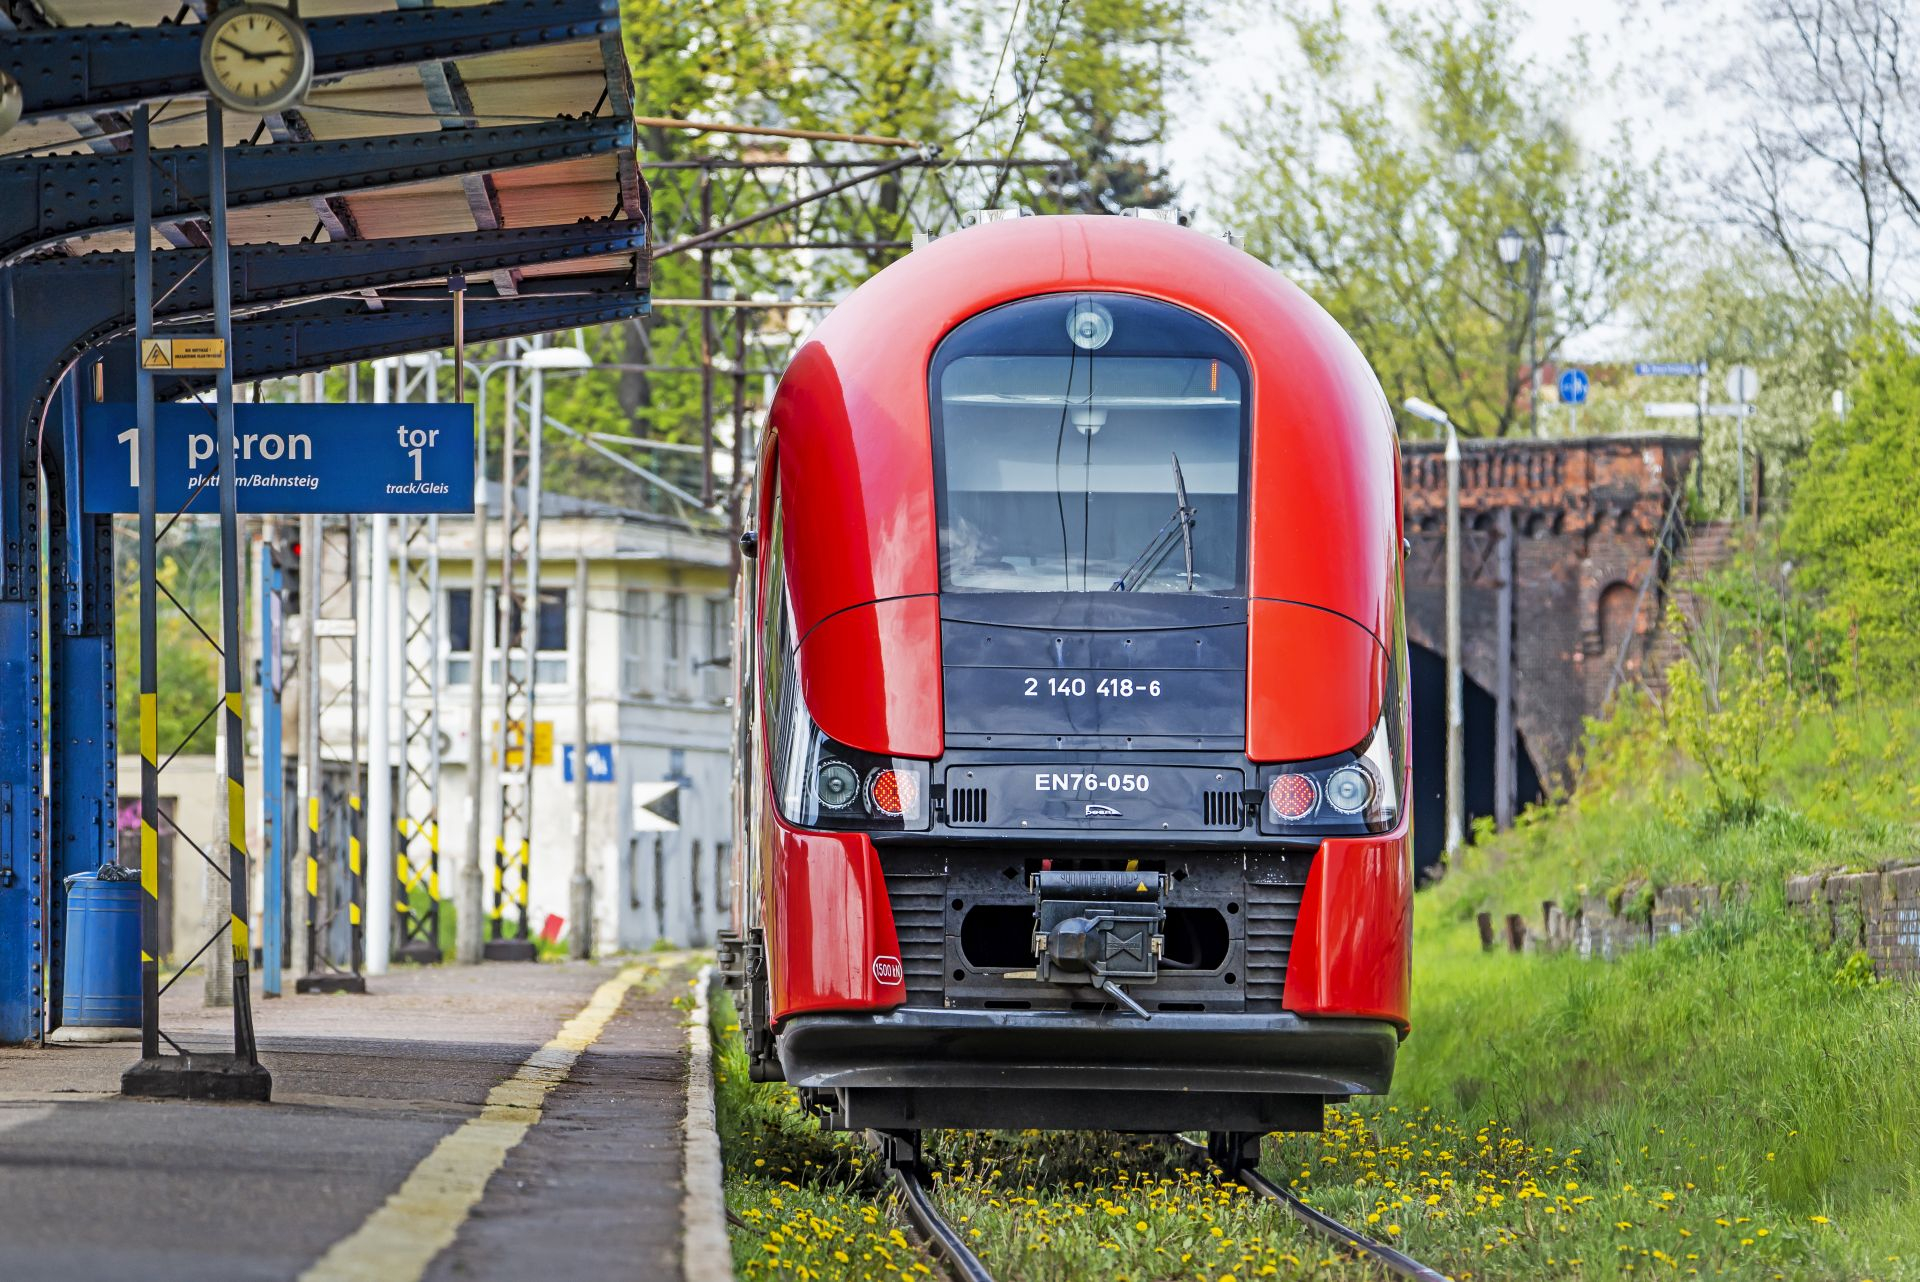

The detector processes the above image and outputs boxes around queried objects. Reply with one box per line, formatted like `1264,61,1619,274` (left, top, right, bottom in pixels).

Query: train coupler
1028,870,1167,1019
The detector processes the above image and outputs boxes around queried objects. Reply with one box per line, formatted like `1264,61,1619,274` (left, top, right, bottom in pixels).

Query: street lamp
1402,397,1465,861
1497,223,1568,437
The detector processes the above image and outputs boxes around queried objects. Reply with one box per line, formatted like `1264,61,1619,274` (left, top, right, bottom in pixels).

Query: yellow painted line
139,694,157,763
296,965,646,1282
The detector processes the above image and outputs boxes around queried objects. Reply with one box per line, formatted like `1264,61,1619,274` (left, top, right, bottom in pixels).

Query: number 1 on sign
407,447,423,481
117,427,140,488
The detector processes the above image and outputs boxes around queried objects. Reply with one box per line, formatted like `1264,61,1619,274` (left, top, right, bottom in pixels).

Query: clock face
199,5,313,114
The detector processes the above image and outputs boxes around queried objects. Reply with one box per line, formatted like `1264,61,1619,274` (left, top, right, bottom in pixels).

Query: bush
1785,324,1920,696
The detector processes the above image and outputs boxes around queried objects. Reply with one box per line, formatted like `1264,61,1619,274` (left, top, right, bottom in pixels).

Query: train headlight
1323,764,1375,814
1066,299,1114,350
814,760,860,810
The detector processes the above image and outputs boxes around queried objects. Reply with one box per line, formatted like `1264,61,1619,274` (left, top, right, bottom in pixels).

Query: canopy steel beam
5,0,619,124
0,117,636,265
0,220,642,595
93,284,648,398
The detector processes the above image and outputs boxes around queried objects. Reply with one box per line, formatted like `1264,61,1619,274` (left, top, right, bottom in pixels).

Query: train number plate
944,765,1243,831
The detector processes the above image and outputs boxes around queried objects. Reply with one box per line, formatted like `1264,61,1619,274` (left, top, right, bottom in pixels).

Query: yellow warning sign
139,336,226,371
172,337,226,369
496,719,556,769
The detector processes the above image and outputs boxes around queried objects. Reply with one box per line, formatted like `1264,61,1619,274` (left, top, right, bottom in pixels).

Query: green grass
715,698,1920,1280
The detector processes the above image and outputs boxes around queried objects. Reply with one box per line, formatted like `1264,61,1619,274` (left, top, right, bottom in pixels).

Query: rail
877,1132,999,1282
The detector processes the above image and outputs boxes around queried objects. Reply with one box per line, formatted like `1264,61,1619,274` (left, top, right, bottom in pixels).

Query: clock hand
217,36,275,62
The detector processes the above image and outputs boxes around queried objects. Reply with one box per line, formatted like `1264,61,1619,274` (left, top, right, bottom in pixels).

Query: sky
1160,0,1754,360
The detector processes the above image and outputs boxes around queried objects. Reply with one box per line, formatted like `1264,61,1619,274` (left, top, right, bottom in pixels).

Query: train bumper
777,1007,1396,1131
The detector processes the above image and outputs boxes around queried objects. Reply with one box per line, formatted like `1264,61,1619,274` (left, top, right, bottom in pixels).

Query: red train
720,211,1411,1137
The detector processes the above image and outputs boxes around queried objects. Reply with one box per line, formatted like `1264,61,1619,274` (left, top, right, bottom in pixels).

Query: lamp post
1404,398,1465,859
1497,222,1568,437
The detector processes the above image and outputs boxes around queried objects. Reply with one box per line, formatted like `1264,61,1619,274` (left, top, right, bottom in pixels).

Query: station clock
199,4,314,115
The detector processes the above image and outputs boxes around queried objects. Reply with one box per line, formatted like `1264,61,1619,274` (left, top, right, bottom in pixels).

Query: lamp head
1544,221,1570,261
1496,226,1524,266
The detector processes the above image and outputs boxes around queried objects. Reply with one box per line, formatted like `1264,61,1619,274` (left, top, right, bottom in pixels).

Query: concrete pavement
0,959,695,1281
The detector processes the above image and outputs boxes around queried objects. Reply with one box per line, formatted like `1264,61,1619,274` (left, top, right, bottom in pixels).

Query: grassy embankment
717,697,1920,1281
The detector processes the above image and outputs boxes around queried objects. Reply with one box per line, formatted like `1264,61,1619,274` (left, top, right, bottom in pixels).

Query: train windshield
931,293,1249,594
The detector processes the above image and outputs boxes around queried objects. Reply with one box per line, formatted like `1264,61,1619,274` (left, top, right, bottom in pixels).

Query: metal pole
1493,506,1515,831
1694,359,1708,506
1444,425,1464,859
699,170,715,505
296,504,318,982
133,103,161,1063
365,365,394,976
1527,252,1541,439
492,368,516,945
1735,403,1748,523
260,537,283,996
570,552,590,959
520,363,543,945
458,324,487,965
208,99,259,1058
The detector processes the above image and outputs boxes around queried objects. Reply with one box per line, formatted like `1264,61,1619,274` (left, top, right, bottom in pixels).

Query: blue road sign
562,743,616,784
82,402,475,515
1634,361,1706,377
1558,368,1589,405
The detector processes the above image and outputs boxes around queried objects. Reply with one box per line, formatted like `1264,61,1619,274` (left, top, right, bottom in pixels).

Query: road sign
562,743,615,783
1645,402,1753,418
138,336,226,370
1634,361,1706,377
1726,364,1761,402
631,781,681,831
83,402,475,515
1557,368,1589,405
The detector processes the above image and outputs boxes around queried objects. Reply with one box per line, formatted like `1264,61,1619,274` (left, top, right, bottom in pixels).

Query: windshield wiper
1110,452,1198,592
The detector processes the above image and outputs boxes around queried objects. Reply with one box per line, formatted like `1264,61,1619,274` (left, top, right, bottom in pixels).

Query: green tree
115,533,223,761
1783,325,1920,696
1219,0,1656,438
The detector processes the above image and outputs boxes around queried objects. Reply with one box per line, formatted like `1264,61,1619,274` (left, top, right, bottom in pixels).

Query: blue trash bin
61,867,142,1029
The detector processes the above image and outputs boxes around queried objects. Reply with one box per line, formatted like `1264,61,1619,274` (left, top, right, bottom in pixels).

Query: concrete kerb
682,962,732,1282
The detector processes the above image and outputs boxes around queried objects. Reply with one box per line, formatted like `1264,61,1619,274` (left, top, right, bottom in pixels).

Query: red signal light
867,768,920,818
1266,773,1317,820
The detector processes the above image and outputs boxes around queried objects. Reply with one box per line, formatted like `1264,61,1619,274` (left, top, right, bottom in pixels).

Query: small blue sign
1634,361,1706,377
82,402,475,515
1558,368,1589,405
562,743,616,784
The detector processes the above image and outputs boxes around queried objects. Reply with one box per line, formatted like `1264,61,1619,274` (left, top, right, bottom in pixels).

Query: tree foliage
1783,325,1920,696
1219,0,1656,438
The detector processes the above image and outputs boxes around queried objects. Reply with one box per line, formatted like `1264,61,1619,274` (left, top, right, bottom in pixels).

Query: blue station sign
82,403,476,515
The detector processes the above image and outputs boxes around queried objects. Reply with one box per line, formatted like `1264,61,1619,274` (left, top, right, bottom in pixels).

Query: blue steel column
46,372,119,1034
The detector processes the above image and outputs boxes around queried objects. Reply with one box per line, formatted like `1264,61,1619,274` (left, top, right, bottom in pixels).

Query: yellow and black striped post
131,103,160,1063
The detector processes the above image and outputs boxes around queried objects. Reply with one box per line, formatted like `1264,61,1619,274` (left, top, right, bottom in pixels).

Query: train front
742,213,1411,1135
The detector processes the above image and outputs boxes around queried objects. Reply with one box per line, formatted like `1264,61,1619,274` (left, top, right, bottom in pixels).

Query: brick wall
1786,866,1920,980
1499,866,1919,981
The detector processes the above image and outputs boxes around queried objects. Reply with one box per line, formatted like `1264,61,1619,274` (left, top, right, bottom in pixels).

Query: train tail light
1266,773,1318,820
866,768,920,818
1259,710,1403,835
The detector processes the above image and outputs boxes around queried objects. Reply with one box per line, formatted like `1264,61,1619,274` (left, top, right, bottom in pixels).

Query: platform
0,960,696,1281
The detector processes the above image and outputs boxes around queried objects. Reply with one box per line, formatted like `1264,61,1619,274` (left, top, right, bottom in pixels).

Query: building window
446,587,475,685
621,588,652,696
534,587,568,685
665,591,688,697
703,596,732,702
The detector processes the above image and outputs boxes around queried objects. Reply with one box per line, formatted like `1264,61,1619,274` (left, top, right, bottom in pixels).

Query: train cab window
932,293,1250,594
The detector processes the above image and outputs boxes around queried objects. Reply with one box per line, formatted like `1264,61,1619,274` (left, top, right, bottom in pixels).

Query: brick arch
1399,435,1696,794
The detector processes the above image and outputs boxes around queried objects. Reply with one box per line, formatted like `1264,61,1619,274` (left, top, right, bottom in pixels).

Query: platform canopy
3,0,646,311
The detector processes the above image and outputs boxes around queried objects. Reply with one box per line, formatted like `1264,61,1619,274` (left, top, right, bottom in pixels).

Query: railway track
876,1129,1451,1282
1181,1134,1454,1282
874,1131,998,1282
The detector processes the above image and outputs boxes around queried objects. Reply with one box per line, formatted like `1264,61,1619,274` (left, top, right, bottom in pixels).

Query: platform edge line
295,964,647,1282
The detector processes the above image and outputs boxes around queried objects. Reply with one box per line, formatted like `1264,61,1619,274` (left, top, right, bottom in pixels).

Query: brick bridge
1399,435,1701,871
